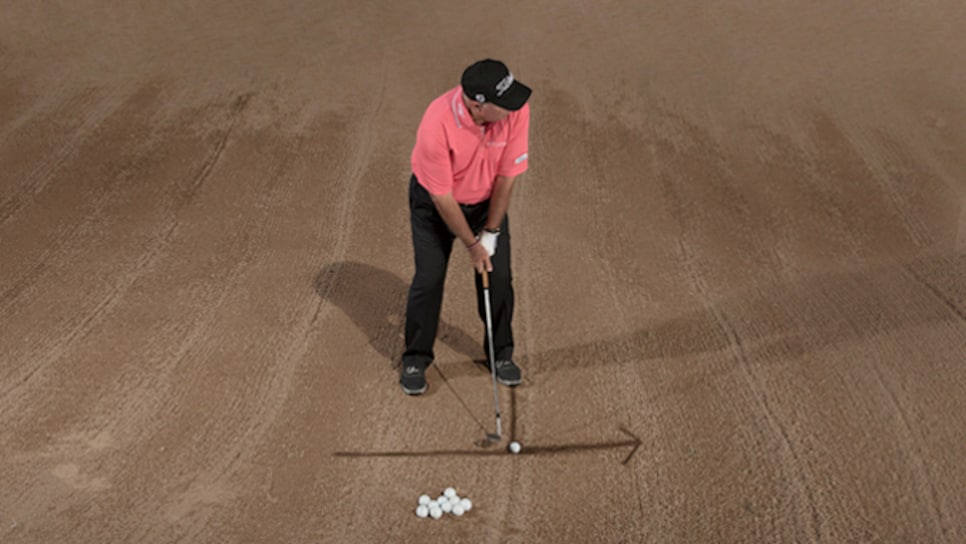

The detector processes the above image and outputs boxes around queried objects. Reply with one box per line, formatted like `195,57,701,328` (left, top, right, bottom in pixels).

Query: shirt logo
514,152,528,164
496,73,514,97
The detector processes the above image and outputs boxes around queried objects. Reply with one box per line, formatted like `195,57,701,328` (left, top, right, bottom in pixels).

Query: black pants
403,175,514,368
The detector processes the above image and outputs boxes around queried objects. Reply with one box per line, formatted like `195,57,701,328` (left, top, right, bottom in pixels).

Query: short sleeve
411,117,454,195
498,103,530,178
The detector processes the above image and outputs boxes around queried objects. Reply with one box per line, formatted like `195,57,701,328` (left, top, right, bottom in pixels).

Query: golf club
482,268,502,443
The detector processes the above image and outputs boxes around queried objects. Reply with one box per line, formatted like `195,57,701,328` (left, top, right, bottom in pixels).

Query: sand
1,1,964,542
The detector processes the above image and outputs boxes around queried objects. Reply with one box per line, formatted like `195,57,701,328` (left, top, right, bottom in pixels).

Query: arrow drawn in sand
333,426,641,466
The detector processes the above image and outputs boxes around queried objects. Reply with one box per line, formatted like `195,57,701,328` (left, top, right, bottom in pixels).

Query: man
400,59,532,395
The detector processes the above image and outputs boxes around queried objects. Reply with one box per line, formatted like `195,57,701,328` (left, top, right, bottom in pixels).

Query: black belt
459,200,487,211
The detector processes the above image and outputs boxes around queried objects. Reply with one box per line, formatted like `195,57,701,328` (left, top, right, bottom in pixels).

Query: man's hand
479,230,498,257
468,242,492,273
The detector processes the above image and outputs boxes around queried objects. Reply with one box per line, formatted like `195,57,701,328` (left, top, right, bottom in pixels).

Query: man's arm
484,175,515,231
429,192,476,247
429,192,493,272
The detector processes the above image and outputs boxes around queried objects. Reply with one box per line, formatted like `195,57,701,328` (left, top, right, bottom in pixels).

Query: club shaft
483,270,501,438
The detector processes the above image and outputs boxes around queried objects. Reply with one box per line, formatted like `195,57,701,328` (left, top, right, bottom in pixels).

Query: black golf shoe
493,360,522,386
400,361,428,395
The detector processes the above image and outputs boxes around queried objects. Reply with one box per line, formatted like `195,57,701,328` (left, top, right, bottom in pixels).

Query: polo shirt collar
450,87,479,131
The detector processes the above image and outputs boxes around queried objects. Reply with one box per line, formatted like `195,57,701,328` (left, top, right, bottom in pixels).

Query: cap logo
475,93,486,103
495,73,514,97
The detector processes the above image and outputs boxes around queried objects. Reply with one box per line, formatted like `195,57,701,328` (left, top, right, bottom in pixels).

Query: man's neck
461,94,486,126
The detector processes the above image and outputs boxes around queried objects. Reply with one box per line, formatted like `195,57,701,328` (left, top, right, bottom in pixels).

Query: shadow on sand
316,252,965,379
318,252,964,457
314,261,483,369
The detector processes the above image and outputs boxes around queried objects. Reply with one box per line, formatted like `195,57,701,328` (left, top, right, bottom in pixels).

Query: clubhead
475,433,501,448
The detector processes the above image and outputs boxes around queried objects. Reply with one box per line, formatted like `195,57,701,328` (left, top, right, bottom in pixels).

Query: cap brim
492,81,531,111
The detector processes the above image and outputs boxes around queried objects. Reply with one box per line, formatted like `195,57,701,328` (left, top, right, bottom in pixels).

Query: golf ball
429,506,443,519
427,500,438,510
418,494,431,506
441,500,453,513
452,504,465,517
509,441,521,454
460,498,473,511
416,505,429,518
444,487,457,499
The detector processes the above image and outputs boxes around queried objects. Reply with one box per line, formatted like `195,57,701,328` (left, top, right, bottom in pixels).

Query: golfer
400,59,532,395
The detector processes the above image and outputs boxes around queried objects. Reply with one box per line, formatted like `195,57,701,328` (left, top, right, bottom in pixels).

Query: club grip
482,268,489,289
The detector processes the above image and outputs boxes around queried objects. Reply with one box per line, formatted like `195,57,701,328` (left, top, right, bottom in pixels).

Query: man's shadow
316,251,966,381
314,261,483,372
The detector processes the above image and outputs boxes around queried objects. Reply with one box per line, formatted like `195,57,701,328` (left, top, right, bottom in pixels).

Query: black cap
461,59,532,111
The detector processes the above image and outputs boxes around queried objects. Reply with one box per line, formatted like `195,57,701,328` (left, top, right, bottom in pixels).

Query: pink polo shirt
411,86,530,204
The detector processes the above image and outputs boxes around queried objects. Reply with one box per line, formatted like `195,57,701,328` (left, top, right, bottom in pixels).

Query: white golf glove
478,230,499,257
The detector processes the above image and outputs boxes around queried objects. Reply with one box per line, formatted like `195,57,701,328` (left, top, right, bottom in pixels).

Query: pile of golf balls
415,487,473,519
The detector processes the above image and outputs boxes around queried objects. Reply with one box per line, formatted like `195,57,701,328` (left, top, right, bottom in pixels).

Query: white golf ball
429,506,443,519
427,500,438,510
509,441,521,454
451,504,465,517
441,500,453,513
443,487,457,499
415,505,429,518
437,495,448,506
460,498,472,511
418,494,431,506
